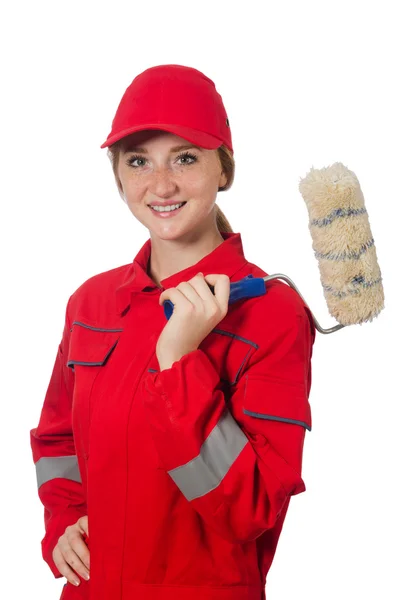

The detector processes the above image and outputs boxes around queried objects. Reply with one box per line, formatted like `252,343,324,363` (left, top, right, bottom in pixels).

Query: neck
147,224,225,288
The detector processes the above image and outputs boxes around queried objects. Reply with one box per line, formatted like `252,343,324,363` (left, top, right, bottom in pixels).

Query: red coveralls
30,231,315,600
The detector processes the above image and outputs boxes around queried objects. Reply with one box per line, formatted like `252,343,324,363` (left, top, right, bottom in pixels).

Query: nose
149,165,178,198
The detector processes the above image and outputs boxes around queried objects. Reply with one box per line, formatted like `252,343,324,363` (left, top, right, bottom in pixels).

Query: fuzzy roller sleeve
30,297,87,578
141,287,314,544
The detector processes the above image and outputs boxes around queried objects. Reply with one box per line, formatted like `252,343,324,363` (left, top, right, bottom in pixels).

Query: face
117,130,227,240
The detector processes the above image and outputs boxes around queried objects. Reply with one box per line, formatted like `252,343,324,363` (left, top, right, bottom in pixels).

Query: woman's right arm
30,295,88,579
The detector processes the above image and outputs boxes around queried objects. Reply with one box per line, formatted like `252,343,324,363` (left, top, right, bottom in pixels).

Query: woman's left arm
141,297,315,545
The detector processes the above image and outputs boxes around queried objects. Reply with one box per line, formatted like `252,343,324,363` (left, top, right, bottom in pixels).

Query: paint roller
162,162,385,334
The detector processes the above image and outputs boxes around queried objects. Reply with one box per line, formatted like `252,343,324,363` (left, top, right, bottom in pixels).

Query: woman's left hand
156,272,230,370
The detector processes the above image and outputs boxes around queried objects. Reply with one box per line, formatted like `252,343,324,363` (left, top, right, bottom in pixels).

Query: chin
148,220,202,242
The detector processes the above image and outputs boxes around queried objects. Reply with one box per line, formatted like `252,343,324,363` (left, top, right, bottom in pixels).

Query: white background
2,1,396,598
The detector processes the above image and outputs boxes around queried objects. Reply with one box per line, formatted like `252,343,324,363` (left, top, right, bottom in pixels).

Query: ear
219,170,227,188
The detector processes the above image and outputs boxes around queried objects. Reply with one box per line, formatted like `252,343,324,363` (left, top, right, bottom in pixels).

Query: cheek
125,199,150,227
185,168,219,194
125,194,145,218
122,178,146,203
122,185,147,220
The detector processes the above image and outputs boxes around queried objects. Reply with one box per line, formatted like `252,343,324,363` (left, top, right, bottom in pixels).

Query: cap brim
100,123,225,150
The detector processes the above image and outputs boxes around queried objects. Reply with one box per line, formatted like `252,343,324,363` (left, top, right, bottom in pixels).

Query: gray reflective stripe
243,409,312,431
168,410,248,501
71,321,123,332
35,455,82,489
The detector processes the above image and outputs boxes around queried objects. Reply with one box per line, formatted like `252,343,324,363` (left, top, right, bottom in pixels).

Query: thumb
78,516,89,537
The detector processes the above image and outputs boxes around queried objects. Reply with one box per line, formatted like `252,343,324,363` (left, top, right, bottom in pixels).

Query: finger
200,274,230,314
159,286,198,314
184,274,220,309
158,271,206,305
58,533,90,580
63,545,90,581
53,546,82,586
70,532,91,571
175,276,209,310
171,272,216,313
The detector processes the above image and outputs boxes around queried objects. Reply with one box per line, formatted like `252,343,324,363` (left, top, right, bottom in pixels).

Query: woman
30,64,315,600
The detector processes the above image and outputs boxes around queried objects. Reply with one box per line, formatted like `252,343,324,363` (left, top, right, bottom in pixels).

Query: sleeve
141,299,315,544
30,295,87,578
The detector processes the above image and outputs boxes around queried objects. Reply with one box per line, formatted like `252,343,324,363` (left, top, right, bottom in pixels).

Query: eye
176,151,198,165
126,154,145,168
125,151,198,168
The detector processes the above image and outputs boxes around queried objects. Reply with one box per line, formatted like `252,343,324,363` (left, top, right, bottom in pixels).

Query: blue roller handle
162,274,267,320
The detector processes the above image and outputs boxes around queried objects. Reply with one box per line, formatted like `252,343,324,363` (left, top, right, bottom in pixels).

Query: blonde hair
106,141,235,233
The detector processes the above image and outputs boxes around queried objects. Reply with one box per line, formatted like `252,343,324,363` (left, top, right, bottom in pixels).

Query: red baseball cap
100,64,233,154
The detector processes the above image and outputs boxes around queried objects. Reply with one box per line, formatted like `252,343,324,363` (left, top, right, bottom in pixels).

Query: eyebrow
123,144,202,154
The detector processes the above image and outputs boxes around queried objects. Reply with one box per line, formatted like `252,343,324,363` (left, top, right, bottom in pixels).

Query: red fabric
99,64,233,153
30,231,315,600
30,305,88,578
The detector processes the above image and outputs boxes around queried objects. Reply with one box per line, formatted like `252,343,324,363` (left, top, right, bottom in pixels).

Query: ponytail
215,204,233,233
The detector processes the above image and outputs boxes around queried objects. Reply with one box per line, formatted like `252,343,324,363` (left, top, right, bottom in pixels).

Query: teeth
151,202,184,213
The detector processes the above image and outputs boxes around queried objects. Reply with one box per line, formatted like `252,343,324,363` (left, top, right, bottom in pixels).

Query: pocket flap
242,375,312,431
67,322,122,368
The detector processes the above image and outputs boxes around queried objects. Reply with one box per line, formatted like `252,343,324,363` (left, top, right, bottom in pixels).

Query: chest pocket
67,321,122,459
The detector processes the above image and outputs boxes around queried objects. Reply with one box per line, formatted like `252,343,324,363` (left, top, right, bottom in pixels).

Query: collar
115,231,248,316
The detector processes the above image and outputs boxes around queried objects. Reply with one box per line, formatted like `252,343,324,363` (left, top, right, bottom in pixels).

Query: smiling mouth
149,201,187,212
